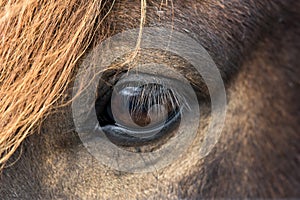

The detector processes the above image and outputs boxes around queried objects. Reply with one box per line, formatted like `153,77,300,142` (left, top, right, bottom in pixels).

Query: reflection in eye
95,81,183,148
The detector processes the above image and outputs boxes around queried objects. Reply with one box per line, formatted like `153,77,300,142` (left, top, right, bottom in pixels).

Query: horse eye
95,82,182,148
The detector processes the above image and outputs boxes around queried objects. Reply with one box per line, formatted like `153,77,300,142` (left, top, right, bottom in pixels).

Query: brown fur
0,0,299,199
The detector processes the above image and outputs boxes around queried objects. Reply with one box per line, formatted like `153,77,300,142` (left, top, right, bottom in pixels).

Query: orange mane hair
0,0,117,169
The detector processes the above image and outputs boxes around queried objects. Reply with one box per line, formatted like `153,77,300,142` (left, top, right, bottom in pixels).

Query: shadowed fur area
0,0,299,199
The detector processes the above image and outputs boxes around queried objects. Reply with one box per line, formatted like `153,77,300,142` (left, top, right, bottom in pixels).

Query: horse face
0,1,299,199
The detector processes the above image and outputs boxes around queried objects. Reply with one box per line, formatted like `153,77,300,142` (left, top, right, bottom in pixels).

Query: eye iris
112,83,178,129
